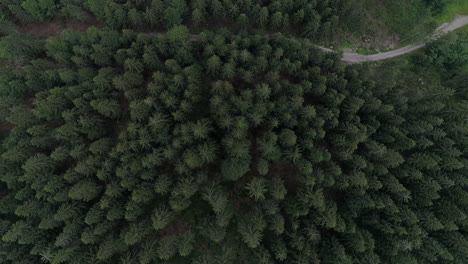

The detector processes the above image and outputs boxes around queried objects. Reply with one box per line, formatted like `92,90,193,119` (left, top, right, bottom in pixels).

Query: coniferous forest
0,1,467,264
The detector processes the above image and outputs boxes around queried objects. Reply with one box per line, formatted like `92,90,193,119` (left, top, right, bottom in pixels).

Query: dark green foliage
68,181,102,201
21,0,58,22
80,0,363,41
413,32,468,77
221,158,251,181
0,17,467,264
0,19,18,36
424,0,452,13
0,34,44,60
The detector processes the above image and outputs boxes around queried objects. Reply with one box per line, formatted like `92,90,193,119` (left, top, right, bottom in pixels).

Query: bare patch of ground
358,30,401,50
17,17,101,37
339,15,468,63
349,1,402,51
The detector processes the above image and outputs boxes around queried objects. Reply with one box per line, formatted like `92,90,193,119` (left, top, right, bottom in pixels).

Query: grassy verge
373,0,434,38
328,0,468,55
454,25,468,33
435,0,468,23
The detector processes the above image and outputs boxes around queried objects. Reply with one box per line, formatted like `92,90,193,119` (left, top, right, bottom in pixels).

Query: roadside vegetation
331,0,467,55
435,0,468,22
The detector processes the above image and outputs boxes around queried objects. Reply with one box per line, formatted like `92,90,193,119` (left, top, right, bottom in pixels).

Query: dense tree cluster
85,0,356,38
1,0,365,40
0,0,90,24
0,24,467,264
423,0,453,14
412,31,468,77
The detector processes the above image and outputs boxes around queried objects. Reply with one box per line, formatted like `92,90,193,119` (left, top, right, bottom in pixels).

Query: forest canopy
0,1,467,264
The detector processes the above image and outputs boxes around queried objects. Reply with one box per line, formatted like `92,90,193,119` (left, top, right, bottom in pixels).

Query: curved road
333,15,468,63
144,15,468,63
17,15,468,64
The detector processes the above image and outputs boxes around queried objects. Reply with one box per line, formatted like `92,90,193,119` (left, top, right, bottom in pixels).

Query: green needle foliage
0,1,467,263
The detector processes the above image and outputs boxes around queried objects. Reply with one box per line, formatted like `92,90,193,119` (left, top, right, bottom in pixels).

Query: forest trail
334,15,468,63
16,15,468,63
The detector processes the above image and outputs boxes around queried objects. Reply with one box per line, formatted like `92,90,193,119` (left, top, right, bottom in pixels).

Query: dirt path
17,18,101,37
334,15,468,63
15,15,468,64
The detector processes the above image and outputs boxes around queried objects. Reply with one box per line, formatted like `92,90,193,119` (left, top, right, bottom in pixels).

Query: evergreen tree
0,21,466,264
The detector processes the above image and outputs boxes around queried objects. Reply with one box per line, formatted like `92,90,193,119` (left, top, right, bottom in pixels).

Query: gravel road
21,15,468,64
334,15,468,63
